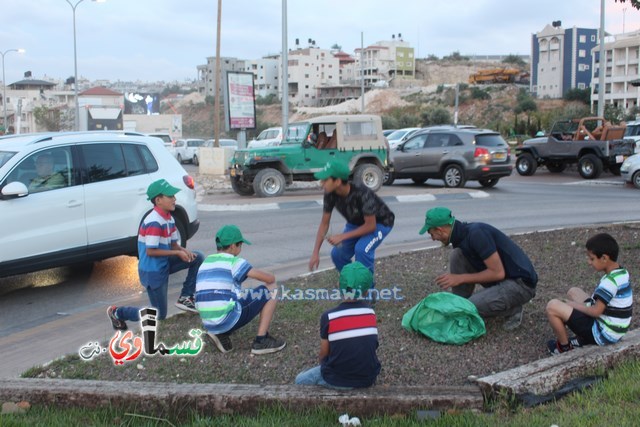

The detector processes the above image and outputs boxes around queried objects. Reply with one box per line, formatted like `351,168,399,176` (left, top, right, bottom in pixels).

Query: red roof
80,86,122,96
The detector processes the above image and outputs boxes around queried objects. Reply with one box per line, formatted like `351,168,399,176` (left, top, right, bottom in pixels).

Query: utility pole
597,0,605,117
281,0,289,137
213,0,222,147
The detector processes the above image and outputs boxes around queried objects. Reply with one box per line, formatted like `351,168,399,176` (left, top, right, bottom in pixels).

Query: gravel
30,223,640,387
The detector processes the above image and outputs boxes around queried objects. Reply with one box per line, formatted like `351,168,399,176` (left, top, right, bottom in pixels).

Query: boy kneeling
296,261,381,389
545,233,632,355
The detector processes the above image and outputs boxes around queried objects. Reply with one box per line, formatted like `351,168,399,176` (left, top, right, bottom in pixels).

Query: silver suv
385,127,512,188
0,131,200,277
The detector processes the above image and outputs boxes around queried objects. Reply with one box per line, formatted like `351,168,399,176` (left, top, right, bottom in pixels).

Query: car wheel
354,164,384,192
193,154,199,166
546,162,566,173
230,176,255,196
253,168,286,197
478,178,500,188
411,178,427,185
609,164,622,176
442,164,465,188
578,154,603,179
633,170,640,189
383,171,395,186
516,153,537,176
176,154,183,164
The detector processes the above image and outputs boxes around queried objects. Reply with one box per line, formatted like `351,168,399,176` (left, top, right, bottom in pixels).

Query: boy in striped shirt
295,261,381,389
545,233,633,355
195,225,285,355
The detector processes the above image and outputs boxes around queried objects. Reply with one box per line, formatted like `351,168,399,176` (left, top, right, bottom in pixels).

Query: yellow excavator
468,68,530,84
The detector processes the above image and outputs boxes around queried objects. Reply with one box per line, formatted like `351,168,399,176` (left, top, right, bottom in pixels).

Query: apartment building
197,57,246,98
530,22,598,98
286,47,340,107
242,56,280,99
354,36,415,87
590,30,640,113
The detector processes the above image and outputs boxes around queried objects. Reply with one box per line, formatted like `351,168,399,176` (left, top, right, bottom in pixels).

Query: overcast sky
1,0,639,84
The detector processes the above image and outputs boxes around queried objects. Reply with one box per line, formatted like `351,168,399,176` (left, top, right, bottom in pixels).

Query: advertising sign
226,71,256,129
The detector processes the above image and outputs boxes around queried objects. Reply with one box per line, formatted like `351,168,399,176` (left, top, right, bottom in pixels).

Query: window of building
579,35,586,43
591,35,596,42
578,83,586,89
579,49,586,58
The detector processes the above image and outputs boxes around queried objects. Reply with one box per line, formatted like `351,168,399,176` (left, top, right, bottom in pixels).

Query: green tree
470,86,491,100
564,88,591,104
442,51,469,61
33,106,60,131
615,0,640,9
604,104,625,124
501,54,526,67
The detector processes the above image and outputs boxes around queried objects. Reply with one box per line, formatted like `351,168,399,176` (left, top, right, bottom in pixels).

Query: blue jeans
226,285,272,334
295,366,353,390
116,251,204,322
331,223,393,280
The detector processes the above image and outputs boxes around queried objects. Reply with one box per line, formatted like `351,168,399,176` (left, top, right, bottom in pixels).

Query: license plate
230,168,236,177
616,155,626,163
493,152,506,160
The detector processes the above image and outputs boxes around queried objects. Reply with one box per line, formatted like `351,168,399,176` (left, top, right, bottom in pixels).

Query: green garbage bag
402,292,486,345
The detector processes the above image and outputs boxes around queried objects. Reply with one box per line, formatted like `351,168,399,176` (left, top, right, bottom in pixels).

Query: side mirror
1,181,29,199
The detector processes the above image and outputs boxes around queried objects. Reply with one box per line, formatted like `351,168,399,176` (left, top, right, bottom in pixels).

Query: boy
107,179,204,330
295,261,381,389
309,159,394,278
196,224,285,355
545,233,632,355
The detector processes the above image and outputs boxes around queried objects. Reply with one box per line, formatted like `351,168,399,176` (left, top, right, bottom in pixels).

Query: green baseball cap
339,261,373,293
216,225,252,248
314,159,351,180
147,179,181,201
419,207,455,235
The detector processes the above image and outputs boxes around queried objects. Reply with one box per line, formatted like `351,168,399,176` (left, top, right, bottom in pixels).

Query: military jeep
229,114,389,197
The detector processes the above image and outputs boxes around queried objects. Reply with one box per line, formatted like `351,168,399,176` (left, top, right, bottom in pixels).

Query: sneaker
502,306,523,331
569,336,583,348
205,332,233,353
251,333,286,355
547,339,573,355
107,306,127,331
175,296,198,313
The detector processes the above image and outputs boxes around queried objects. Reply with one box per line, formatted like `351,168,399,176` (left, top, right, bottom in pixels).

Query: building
286,47,340,106
78,87,123,131
197,57,246,98
354,36,415,88
590,30,640,113
530,22,598,98
242,56,280,99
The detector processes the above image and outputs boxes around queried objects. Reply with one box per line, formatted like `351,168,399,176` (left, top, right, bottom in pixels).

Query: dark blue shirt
449,220,538,288
320,301,381,388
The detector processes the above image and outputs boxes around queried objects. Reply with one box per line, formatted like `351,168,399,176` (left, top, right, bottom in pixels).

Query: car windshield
625,124,640,137
0,151,16,168
387,129,408,140
284,123,310,144
475,134,507,147
219,140,237,147
188,139,205,147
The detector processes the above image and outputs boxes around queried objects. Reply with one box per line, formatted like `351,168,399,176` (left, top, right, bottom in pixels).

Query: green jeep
229,114,389,197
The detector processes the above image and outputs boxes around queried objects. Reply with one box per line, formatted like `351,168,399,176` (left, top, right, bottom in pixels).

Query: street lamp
1,48,25,133
65,0,105,131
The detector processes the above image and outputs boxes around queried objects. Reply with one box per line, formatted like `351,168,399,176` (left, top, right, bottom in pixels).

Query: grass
2,359,640,425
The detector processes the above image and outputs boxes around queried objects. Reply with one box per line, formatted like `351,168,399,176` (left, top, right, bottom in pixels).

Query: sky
1,0,640,84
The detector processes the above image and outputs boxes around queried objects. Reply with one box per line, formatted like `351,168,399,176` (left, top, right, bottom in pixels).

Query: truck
515,117,635,179
468,68,530,84
229,115,388,197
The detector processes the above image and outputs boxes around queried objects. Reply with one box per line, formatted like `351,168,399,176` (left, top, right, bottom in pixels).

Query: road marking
469,191,490,198
199,203,280,212
396,194,437,202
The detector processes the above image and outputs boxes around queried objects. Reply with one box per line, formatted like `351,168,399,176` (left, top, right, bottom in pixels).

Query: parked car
230,115,388,197
385,128,512,188
247,127,283,148
620,153,640,188
0,131,200,278
173,138,205,164
386,127,422,149
148,133,175,149
383,129,397,137
623,119,640,153
204,138,238,150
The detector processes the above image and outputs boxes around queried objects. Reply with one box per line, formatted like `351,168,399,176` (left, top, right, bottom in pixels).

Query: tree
615,0,640,9
604,104,625,124
501,54,526,67
330,43,342,51
564,88,591,104
33,106,60,131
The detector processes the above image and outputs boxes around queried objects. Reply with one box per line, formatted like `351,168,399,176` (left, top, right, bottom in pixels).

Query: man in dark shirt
419,207,538,331
309,160,394,280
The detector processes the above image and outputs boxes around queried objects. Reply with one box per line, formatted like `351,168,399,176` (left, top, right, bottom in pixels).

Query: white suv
0,131,200,278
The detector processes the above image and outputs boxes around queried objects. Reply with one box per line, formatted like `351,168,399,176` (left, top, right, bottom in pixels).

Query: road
0,168,638,378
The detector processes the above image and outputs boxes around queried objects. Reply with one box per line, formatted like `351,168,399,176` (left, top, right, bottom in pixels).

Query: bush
564,88,591,104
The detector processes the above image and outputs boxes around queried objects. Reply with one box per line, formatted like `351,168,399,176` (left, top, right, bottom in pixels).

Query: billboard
226,71,256,129
124,92,160,115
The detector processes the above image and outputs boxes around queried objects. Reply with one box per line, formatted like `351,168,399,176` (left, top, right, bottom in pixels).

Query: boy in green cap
419,206,538,331
309,159,394,281
195,224,286,354
107,179,204,330
295,261,381,388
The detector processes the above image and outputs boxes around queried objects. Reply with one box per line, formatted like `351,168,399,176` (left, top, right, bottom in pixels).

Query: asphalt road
0,167,638,378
